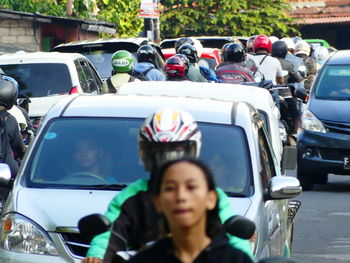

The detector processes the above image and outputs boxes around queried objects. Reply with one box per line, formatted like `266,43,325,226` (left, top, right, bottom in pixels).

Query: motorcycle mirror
294,86,308,101
78,213,111,240
223,215,256,239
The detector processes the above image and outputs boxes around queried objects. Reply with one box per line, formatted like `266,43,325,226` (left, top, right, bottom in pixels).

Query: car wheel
297,168,314,191
314,172,328,184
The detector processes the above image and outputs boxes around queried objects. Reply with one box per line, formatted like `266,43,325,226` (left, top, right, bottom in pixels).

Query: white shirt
252,54,283,84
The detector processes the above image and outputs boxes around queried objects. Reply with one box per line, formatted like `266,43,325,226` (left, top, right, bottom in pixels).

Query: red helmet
164,54,189,79
253,35,272,53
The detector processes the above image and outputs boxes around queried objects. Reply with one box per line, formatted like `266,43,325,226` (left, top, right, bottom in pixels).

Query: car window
25,118,252,196
258,128,277,191
75,59,100,93
0,63,72,97
315,65,350,100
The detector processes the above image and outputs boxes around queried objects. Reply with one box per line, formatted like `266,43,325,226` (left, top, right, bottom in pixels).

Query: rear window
25,117,252,197
314,65,350,100
0,63,72,98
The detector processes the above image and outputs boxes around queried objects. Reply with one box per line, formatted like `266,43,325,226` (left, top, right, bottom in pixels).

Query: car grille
322,120,350,135
57,228,90,258
318,148,350,161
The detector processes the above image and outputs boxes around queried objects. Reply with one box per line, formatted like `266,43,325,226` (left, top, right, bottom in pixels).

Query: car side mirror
0,163,12,187
267,176,302,200
78,213,111,242
281,146,297,174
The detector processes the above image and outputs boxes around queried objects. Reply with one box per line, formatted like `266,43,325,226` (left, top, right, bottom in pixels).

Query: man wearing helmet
101,50,140,94
177,44,208,82
215,43,255,84
132,45,165,81
0,78,26,201
82,108,252,263
251,35,284,84
164,54,190,81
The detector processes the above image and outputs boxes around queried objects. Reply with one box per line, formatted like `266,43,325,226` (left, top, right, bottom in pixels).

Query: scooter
78,214,298,263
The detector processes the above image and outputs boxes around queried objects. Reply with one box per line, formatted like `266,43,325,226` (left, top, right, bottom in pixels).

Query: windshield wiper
63,184,128,190
226,192,248,197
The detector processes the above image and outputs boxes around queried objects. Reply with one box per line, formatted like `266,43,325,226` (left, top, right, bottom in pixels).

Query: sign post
139,0,160,42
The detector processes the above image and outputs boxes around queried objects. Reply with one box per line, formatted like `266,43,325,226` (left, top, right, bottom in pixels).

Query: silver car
0,94,301,262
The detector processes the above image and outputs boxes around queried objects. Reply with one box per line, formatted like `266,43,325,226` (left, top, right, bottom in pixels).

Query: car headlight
0,213,58,255
301,109,326,133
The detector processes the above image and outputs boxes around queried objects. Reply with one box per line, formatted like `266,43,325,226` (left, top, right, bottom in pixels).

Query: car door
257,127,283,256
75,59,102,94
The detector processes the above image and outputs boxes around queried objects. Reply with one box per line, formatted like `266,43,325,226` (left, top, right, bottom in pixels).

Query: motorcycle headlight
0,213,58,255
301,109,326,133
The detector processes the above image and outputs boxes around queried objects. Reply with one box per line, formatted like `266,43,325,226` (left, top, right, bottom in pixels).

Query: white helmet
313,46,329,64
192,38,203,58
281,37,295,51
138,108,201,171
295,40,311,56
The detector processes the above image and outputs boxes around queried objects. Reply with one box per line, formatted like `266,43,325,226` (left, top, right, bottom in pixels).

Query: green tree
160,0,299,38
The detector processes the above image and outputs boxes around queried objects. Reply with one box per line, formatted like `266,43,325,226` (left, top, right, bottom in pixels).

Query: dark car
52,38,165,80
297,50,350,190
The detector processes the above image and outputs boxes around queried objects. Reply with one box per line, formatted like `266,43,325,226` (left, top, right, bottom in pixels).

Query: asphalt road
290,174,350,263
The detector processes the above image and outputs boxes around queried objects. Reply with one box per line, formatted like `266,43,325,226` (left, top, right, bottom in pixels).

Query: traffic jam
0,2,349,263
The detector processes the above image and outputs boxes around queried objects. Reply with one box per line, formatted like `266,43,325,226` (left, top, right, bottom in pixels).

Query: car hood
310,98,350,122
14,188,116,231
13,188,252,231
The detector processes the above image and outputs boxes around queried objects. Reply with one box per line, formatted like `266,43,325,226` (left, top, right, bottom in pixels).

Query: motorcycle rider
101,50,140,94
280,37,304,72
0,78,26,201
251,35,284,84
215,43,255,84
312,46,330,65
164,54,190,81
271,40,303,135
82,108,252,263
132,45,165,81
177,44,208,82
128,158,253,263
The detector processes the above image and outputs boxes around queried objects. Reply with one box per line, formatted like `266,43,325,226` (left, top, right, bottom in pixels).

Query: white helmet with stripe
139,108,201,171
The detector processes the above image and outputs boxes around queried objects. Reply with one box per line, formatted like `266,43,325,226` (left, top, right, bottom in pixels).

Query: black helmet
271,40,288,59
137,45,156,64
177,44,198,64
224,43,246,63
0,78,18,110
174,37,194,53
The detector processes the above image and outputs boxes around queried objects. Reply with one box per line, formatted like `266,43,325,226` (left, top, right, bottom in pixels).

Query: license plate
344,157,350,169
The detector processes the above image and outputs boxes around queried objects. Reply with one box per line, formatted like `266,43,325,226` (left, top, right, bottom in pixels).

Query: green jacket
86,179,253,259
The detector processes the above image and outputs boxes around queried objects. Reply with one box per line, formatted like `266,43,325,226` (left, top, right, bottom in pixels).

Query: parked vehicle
0,93,301,262
52,38,165,80
297,50,350,190
0,51,102,125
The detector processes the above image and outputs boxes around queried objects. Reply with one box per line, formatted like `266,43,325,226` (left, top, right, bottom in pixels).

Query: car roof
119,81,275,113
0,51,85,64
53,37,150,49
324,50,350,65
48,94,254,126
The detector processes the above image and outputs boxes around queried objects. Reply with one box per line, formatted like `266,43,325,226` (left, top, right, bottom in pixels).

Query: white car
0,51,103,123
119,81,285,165
0,94,301,262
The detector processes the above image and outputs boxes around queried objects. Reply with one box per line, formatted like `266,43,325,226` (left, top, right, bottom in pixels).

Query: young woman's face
155,161,217,230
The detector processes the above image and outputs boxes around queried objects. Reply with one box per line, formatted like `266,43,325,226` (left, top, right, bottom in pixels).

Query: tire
297,167,314,191
314,172,328,184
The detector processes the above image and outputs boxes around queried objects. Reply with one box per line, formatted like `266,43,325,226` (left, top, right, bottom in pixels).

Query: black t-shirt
128,234,253,263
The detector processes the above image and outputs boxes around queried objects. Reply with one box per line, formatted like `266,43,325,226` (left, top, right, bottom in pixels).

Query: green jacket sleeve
86,179,149,259
216,187,253,259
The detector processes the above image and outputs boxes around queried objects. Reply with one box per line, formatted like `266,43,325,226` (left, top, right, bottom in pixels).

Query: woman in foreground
129,158,253,263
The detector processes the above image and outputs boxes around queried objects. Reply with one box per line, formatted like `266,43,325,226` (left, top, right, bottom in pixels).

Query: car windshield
0,63,72,98
25,118,252,197
315,65,350,100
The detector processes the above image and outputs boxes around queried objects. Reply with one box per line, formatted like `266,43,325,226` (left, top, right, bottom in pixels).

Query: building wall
0,18,40,53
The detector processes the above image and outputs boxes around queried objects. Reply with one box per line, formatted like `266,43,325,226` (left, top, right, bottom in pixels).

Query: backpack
106,75,137,93
0,112,13,165
131,67,153,81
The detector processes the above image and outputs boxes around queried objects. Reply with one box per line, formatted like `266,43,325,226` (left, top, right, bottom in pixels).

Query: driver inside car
71,136,117,184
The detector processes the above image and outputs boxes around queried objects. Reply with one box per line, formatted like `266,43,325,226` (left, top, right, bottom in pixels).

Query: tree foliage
0,0,299,38
160,0,299,38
